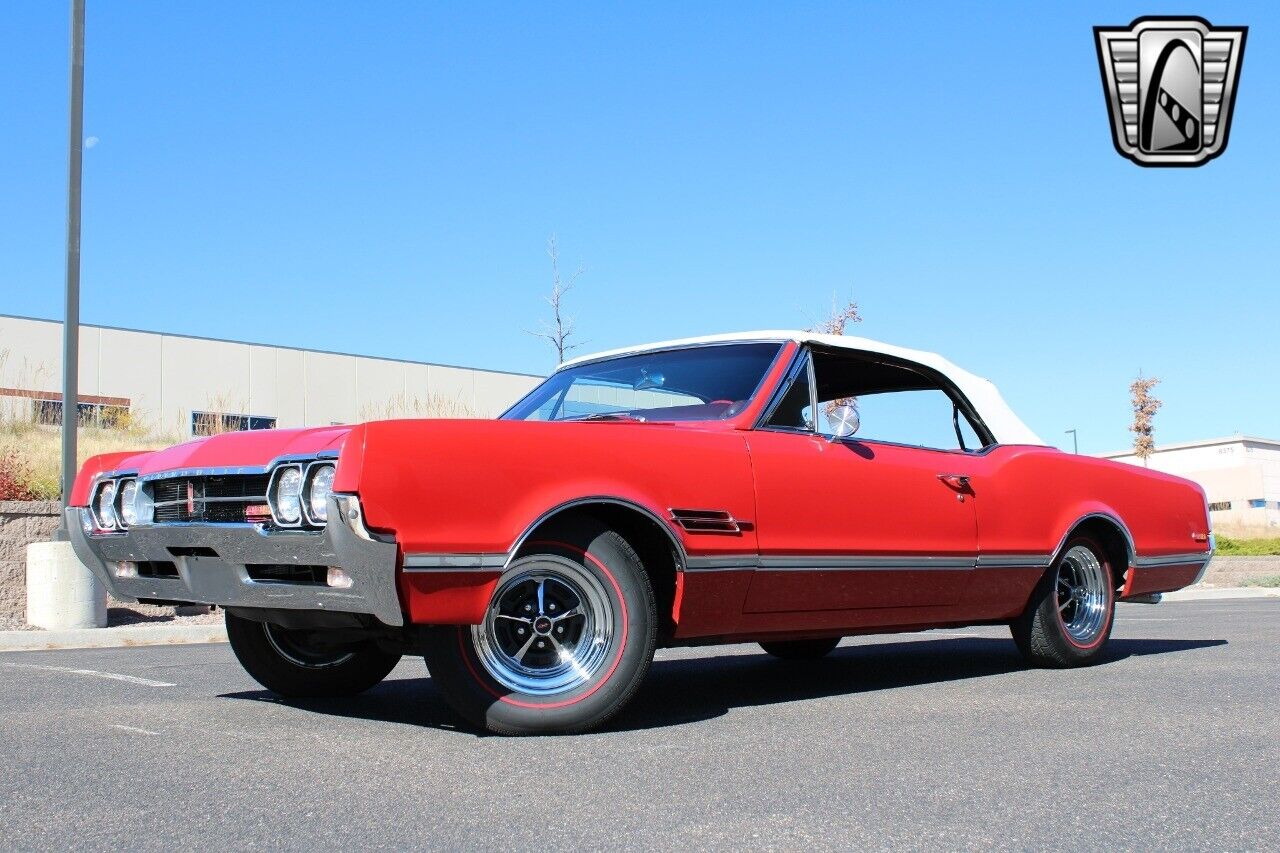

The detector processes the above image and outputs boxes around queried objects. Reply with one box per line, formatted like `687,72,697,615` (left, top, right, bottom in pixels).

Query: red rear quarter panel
974,445,1210,564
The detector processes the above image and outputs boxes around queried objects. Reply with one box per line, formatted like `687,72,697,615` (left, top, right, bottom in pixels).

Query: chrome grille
150,474,271,524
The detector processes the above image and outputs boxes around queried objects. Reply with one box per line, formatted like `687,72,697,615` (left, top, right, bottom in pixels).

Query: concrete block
25,541,107,630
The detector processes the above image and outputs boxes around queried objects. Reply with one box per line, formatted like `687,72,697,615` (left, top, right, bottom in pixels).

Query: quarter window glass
765,354,813,431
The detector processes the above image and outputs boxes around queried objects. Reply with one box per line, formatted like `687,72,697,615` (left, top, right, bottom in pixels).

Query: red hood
70,426,351,505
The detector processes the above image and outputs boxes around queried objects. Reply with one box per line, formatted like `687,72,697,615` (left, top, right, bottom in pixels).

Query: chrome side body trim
68,494,403,626
975,554,1055,568
683,554,1050,573
760,555,976,570
1133,552,1213,568
403,553,506,572
685,554,758,571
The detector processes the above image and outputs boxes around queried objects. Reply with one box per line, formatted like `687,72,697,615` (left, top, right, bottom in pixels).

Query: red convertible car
69,332,1213,734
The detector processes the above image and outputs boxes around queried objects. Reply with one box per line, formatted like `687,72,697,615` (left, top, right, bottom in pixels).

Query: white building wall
0,313,541,435
1103,437,1280,532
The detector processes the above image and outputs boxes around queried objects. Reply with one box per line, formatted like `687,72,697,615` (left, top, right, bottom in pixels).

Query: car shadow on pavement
608,636,1226,732
218,636,1225,735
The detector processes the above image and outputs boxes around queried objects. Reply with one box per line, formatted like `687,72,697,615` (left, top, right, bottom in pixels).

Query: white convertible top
561,331,1046,446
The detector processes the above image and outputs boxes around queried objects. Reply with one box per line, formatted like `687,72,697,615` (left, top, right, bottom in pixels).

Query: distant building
0,313,541,436
1100,436,1280,531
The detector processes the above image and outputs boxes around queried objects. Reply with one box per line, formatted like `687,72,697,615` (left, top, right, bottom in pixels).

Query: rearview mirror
827,405,859,440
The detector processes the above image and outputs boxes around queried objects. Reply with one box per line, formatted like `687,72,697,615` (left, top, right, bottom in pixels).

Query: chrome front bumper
67,495,403,626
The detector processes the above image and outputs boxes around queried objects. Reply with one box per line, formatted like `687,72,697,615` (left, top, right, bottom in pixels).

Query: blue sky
2,2,1276,453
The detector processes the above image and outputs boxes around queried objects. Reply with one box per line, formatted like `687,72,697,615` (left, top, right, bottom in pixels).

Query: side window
809,348,987,451
764,353,813,431
827,389,973,451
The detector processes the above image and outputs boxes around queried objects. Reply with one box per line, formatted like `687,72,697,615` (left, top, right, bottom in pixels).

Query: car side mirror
827,405,859,440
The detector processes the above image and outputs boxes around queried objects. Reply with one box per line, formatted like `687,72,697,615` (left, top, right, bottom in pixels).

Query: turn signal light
326,567,354,589
113,561,139,579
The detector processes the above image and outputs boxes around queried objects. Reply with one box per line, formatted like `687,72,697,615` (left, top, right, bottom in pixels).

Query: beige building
1101,436,1280,532
0,313,541,435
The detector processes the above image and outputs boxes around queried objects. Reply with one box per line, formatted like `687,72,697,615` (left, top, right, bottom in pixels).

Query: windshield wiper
565,412,648,423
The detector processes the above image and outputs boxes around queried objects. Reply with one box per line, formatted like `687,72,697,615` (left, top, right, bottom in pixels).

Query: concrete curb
0,623,227,652
1162,586,1280,602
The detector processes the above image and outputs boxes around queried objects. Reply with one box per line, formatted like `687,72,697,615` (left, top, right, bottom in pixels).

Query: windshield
503,342,784,422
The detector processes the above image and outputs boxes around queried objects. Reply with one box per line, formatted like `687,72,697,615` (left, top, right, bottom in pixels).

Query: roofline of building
1098,435,1280,458
0,311,544,380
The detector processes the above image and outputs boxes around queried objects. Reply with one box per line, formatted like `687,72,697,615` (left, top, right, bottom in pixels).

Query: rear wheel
422,519,657,735
225,612,401,697
1011,536,1115,667
759,637,841,660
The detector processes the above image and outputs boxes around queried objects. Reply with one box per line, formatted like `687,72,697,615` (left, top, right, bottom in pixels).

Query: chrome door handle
937,474,971,491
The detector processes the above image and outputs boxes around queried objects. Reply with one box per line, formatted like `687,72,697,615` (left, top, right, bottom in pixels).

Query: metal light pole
54,0,85,540
1065,429,1078,454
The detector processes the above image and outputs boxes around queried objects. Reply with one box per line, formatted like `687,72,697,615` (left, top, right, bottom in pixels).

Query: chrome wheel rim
263,624,356,669
472,555,615,695
1055,545,1109,645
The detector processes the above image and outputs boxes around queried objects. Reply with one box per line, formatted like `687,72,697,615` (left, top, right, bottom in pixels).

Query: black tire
759,637,841,660
1011,535,1116,668
422,518,657,735
225,611,402,698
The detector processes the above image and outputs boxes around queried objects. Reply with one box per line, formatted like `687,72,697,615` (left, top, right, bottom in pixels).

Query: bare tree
1129,374,1163,465
807,292,864,421
808,292,863,336
528,235,586,365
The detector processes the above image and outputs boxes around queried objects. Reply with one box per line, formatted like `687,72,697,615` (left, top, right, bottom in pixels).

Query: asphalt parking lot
1,600,1275,851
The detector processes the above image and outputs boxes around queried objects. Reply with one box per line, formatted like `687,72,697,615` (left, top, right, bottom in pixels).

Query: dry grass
359,392,477,421
1213,523,1280,542
0,421,182,500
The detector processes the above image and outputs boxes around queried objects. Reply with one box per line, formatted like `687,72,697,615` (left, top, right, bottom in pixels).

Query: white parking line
111,724,160,735
0,662,175,688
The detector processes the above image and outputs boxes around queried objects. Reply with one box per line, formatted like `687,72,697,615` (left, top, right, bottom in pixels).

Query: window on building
191,411,277,436
1248,499,1267,509
1207,501,1231,512
32,399,131,429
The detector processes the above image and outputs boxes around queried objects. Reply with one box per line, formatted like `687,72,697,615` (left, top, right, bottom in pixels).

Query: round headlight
95,481,117,530
306,464,335,523
118,480,139,527
272,466,304,525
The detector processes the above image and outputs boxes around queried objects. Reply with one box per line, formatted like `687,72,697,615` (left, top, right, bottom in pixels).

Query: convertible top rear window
503,343,783,422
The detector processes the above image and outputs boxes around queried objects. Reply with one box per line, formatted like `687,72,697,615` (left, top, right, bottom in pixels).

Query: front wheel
422,519,657,735
225,612,402,697
1011,536,1115,667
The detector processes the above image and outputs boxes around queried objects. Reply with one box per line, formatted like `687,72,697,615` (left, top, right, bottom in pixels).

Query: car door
743,347,982,615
